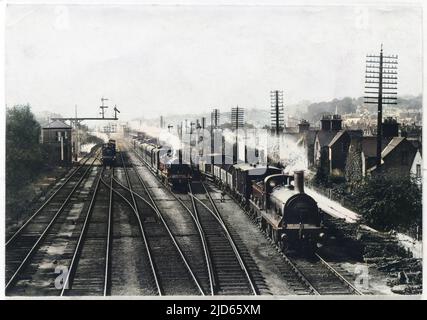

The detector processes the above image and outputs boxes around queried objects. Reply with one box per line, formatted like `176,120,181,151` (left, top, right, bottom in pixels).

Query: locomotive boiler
249,170,325,252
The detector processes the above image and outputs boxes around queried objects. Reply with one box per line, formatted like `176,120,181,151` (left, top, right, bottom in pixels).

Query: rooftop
42,120,71,129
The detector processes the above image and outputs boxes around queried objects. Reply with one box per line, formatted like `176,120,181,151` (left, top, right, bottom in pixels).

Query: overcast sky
5,4,422,120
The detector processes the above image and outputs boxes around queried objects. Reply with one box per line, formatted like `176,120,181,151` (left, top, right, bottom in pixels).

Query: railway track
113,151,204,295
56,153,165,296
205,178,364,296
61,154,160,296
283,253,363,295
186,182,260,295
5,152,100,295
6,149,97,246
121,150,214,295
128,140,363,296
59,167,112,296
128,142,263,295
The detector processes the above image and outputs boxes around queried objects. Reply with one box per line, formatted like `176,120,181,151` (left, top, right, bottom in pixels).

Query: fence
306,182,357,211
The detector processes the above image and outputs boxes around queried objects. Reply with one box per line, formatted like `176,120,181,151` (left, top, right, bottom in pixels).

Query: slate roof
361,136,392,158
316,131,338,147
328,130,346,147
328,130,363,147
367,137,413,172
43,120,71,129
381,137,406,159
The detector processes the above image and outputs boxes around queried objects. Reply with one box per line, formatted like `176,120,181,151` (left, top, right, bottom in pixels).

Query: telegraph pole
211,109,220,129
365,45,398,170
190,121,196,166
74,105,78,161
210,109,220,165
270,90,284,135
160,116,164,129
231,106,244,163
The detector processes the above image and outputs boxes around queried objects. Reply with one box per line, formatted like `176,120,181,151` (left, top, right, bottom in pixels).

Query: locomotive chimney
294,170,304,194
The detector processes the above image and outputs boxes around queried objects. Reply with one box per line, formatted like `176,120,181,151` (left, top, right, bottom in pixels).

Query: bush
349,174,422,233
6,105,45,191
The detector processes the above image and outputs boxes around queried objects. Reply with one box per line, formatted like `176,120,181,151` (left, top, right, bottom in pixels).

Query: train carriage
199,153,223,180
211,155,234,190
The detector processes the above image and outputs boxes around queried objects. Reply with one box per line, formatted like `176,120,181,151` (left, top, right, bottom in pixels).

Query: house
369,137,418,176
314,131,336,170
295,119,317,168
298,130,317,168
313,114,343,174
328,130,363,177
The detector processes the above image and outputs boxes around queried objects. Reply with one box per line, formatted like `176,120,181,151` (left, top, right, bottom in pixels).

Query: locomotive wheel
280,239,289,253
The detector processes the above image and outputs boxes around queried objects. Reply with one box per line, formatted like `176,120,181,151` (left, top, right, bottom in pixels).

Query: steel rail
281,253,320,295
133,144,347,296
6,149,98,246
203,172,353,296
6,155,99,291
188,192,258,295
60,167,105,296
119,151,205,296
202,179,320,295
187,183,216,295
108,154,162,295
203,178,327,296
127,145,215,295
315,253,363,295
199,182,259,295
114,175,215,295
104,171,113,296
203,179,336,295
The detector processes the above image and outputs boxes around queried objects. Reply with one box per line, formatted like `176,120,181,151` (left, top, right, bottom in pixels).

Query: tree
6,105,43,191
350,174,422,233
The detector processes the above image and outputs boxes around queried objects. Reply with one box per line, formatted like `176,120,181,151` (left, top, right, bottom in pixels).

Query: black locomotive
249,171,325,252
138,141,192,190
101,140,116,167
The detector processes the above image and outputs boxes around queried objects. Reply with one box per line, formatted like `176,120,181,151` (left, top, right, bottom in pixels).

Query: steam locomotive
138,142,193,190
200,155,325,251
249,171,325,251
101,139,116,167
